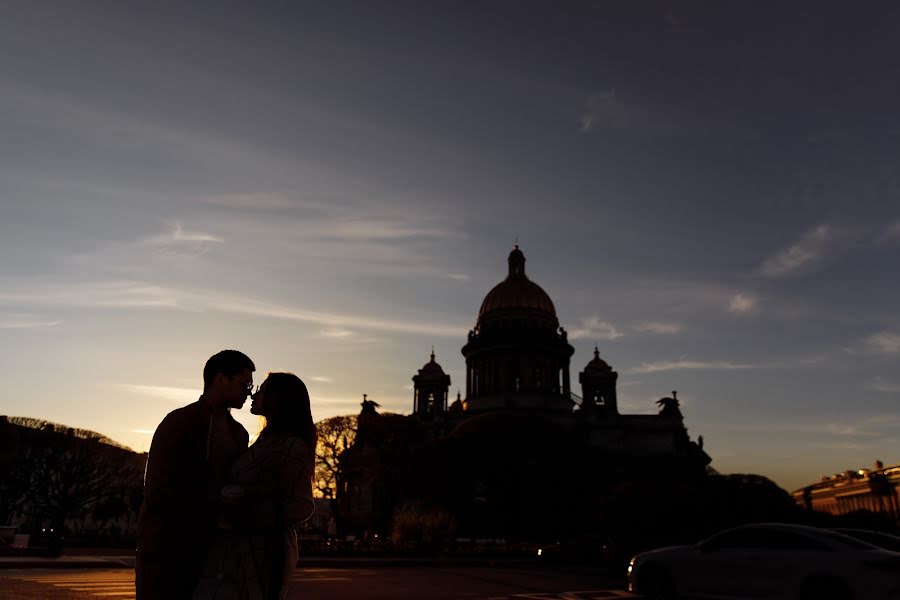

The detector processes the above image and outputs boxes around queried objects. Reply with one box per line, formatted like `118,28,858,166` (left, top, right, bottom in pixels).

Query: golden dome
478,278,556,319
475,246,557,328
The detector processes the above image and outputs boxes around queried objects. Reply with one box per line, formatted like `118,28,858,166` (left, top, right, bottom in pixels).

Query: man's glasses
231,376,255,393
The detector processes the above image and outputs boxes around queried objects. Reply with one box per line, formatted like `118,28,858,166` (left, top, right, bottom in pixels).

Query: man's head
203,350,256,410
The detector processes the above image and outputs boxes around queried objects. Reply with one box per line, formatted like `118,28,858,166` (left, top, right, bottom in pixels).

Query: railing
569,391,583,408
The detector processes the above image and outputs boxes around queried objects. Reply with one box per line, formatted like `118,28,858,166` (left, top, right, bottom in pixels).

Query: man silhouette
136,350,255,600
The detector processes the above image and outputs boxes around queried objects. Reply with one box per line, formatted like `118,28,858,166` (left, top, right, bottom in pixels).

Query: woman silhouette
194,372,316,600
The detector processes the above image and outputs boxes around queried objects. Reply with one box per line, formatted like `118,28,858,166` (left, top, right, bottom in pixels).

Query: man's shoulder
159,400,205,429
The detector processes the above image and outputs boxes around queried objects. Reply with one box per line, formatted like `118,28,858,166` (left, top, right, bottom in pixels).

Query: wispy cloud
205,293,465,337
445,273,470,283
616,394,664,415
760,224,832,277
569,316,624,340
868,376,900,393
0,281,180,308
728,293,758,314
165,222,223,244
580,89,619,133
0,313,60,328
874,220,900,244
143,221,223,256
634,321,683,334
319,328,355,339
863,331,900,355
704,414,900,439
113,384,198,404
0,280,469,338
325,218,450,241
308,376,333,383
626,360,758,374
198,192,303,211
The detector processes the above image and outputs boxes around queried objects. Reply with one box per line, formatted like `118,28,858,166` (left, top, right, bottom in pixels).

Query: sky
1,1,899,492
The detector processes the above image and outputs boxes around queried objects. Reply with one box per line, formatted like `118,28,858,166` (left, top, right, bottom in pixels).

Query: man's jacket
137,399,249,554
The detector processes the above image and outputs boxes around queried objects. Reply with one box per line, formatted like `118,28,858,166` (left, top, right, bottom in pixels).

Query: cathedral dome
584,347,612,372
476,246,557,329
418,352,446,376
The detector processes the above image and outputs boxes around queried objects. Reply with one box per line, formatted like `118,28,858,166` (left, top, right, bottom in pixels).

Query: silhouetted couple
136,350,317,600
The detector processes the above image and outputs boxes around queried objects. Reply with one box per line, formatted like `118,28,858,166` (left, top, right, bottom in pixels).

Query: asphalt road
0,565,637,600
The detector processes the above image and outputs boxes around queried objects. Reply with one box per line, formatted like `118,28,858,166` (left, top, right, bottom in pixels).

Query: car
833,528,900,552
627,522,900,600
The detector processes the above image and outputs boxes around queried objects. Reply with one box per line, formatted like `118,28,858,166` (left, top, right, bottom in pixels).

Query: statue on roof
656,391,683,418
360,394,380,417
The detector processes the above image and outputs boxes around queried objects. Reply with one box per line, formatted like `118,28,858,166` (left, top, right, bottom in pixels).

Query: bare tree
1,417,145,551
314,415,357,498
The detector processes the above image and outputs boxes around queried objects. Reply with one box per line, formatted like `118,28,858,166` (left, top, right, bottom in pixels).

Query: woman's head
251,372,316,449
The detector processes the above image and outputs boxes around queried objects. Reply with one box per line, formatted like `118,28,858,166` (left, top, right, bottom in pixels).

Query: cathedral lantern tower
579,347,619,417
461,246,575,413
412,351,451,419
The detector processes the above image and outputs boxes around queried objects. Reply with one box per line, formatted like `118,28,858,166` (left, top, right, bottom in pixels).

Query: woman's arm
280,440,315,526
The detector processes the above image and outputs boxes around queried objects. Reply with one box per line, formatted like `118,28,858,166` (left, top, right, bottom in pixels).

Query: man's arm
143,411,204,518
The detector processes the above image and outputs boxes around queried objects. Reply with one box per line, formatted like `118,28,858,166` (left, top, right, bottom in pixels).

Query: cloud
704,414,900,439
445,273,470,283
329,219,450,241
626,360,758,374
615,394,664,415
186,291,467,337
760,224,832,277
0,281,180,308
308,376,333,383
568,316,624,340
580,89,618,133
617,380,643,387
131,429,156,435
0,279,468,338
0,313,60,328
170,222,223,243
319,328,355,338
198,192,302,211
875,220,900,244
868,377,900,393
114,384,198,404
728,293,758,314
142,221,223,257
635,321,682,334
863,331,900,355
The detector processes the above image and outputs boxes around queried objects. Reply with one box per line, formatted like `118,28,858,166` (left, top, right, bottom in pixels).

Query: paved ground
0,565,637,600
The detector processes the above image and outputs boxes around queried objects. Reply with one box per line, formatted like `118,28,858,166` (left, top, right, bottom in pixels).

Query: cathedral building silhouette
338,246,710,539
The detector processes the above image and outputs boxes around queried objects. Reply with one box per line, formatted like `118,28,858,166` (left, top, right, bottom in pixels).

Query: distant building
791,461,900,522
338,246,711,537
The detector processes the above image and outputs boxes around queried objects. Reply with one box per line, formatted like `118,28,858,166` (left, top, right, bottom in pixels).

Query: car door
747,529,833,596
682,529,766,599
705,527,834,599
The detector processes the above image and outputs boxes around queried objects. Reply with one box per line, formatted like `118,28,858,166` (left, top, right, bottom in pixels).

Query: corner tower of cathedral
412,350,451,420
461,246,575,413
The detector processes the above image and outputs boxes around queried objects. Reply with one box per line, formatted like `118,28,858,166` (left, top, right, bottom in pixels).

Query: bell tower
579,346,619,416
412,350,451,420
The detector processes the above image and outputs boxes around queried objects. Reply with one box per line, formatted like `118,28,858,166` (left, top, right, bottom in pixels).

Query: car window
755,530,830,551
703,528,830,551
702,528,765,550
